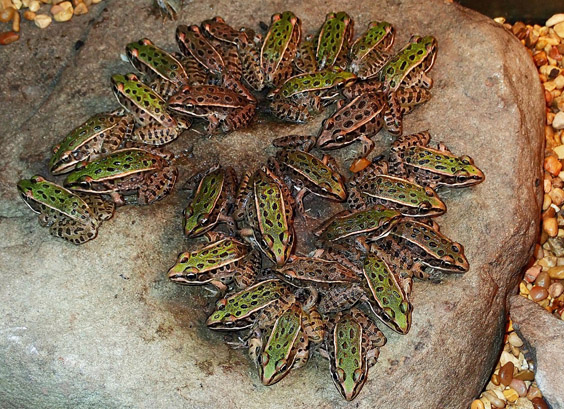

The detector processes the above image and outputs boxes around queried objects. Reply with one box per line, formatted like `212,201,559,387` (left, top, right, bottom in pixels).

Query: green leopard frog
176,24,225,76
316,11,354,70
49,111,133,175
206,278,295,330
389,131,485,188
168,85,256,134
347,160,446,217
111,73,183,145
261,11,301,88
183,165,237,238
168,236,259,292
324,308,386,401
63,146,178,206
17,175,114,244
348,21,394,79
267,68,357,123
234,167,295,266
126,38,189,98
268,149,346,218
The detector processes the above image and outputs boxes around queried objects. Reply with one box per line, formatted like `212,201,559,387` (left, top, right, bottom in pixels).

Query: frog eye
460,155,473,165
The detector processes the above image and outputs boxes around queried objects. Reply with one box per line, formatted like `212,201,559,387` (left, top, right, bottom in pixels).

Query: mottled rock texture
511,296,564,409
0,0,544,408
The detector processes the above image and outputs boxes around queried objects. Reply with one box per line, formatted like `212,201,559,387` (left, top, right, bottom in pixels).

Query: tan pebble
534,271,552,288
534,244,544,260
514,369,535,381
483,391,505,408
28,0,39,11
11,10,19,31
50,3,63,13
544,156,562,176
543,217,558,237
554,22,564,39
544,81,557,92
0,30,19,45
525,265,542,283
23,10,35,19
534,52,548,67
52,1,72,21
555,75,564,90
543,193,552,210
514,397,535,409
500,350,520,367
548,281,564,298
547,112,555,126
480,397,493,409
0,6,15,22
527,386,542,400
554,112,564,130
547,13,564,27
510,379,528,397
508,332,523,348
532,397,549,409
491,373,500,385
34,13,51,28
73,1,86,14
21,0,29,6
11,0,22,9
510,344,520,358
520,281,530,295
499,361,514,386
91,0,101,3
553,145,564,160
503,388,519,402
545,89,554,105
530,286,549,302
548,265,564,278
472,400,486,409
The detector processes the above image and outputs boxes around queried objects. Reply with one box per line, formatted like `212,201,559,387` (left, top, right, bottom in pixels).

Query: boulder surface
0,0,544,408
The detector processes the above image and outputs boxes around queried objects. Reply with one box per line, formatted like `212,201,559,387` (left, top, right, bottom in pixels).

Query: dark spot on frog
196,359,215,376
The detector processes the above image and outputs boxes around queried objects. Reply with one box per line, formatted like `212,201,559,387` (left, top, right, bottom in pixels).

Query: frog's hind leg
49,219,98,245
131,123,180,146
383,91,402,136
138,165,179,205
222,103,257,132
79,194,115,222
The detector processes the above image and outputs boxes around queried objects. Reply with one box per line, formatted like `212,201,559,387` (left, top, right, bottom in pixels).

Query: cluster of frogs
16,10,485,401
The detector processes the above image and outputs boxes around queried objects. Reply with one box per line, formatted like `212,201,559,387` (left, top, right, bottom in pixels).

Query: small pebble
555,75,564,89
34,13,51,28
472,399,486,409
554,22,564,39
525,265,542,282
499,361,514,386
0,30,19,45
546,13,564,27
507,332,523,348
11,0,22,9
0,7,15,22
531,397,549,409
544,156,562,175
52,1,73,21
23,10,35,20
533,51,548,66
73,1,87,14
503,388,519,402
514,369,535,381
491,373,500,385
553,112,564,130
553,145,564,159
527,386,542,400
12,10,20,32
530,286,549,302
510,378,528,397
549,281,564,298
28,0,40,11
534,271,551,288
548,265,564,279
515,398,535,409
483,391,506,408
542,216,558,237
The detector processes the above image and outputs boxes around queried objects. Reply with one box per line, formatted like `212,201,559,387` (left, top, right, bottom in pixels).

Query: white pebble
554,22,564,39
547,13,564,27
553,111,564,130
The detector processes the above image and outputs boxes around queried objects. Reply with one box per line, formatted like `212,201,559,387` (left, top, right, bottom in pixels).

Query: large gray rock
510,296,564,409
0,0,544,408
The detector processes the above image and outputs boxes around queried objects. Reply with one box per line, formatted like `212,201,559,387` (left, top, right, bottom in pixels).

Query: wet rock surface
0,0,544,408
510,296,564,409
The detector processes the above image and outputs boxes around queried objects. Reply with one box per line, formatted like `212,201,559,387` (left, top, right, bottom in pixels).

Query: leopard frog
234,167,295,266
168,85,256,134
49,111,133,175
315,205,401,243
268,149,347,217
176,24,225,76
389,131,485,188
382,218,470,274
316,11,354,70
183,165,237,238
111,73,182,145
17,175,114,244
63,147,178,206
168,236,259,292
261,11,301,88
267,68,357,123
324,308,386,401
206,279,295,330
348,21,394,78
126,38,189,97
347,160,446,217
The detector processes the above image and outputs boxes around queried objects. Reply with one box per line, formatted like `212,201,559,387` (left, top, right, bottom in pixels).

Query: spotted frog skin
63,146,178,206
347,159,446,217
168,236,259,292
348,21,394,79
389,131,485,188
183,165,237,238
167,85,256,134
324,308,386,401
17,175,114,244
268,149,346,218
49,111,134,175
111,73,183,145
176,24,226,76
234,167,295,266
267,68,357,123
261,11,301,88
126,38,189,98
293,33,317,73
316,12,354,70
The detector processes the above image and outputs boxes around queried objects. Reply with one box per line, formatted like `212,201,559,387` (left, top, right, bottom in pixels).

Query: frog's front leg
269,99,311,123
132,123,180,146
272,134,318,152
